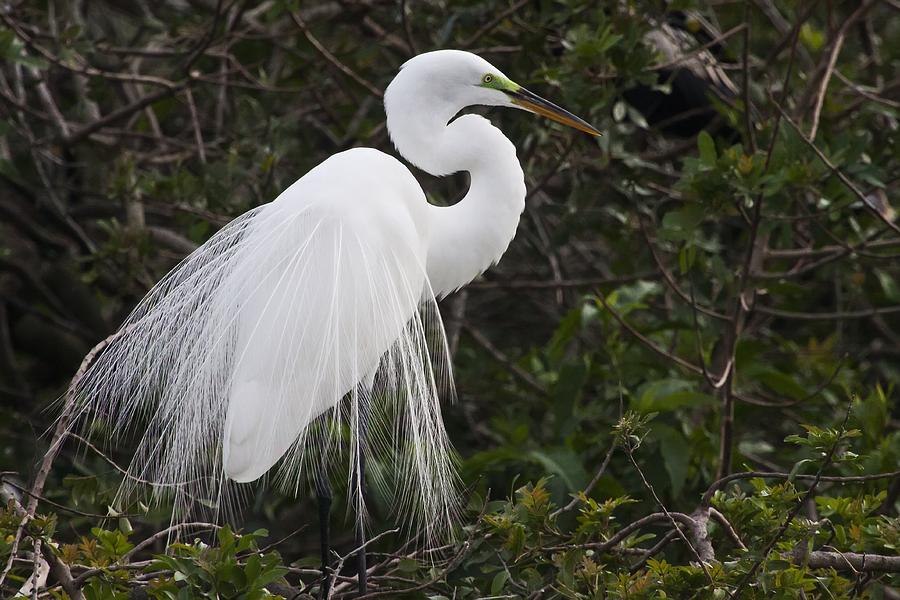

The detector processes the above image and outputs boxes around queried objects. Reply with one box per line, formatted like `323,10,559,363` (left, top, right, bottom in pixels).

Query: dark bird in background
624,10,739,137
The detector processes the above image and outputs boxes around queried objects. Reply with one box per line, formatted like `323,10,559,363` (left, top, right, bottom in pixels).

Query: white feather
69,49,558,547
72,148,459,541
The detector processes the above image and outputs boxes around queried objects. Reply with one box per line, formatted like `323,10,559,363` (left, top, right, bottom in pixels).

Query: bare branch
290,11,383,98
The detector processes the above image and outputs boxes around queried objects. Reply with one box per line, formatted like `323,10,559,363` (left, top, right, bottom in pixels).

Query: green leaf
505,524,526,556
697,131,717,167
397,558,418,573
14,54,49,70
678,244,697,274
754,368,807,401
853,387,888,443
547,306,583,366
875,269,900,302
651,425,690,496
601,280,661,315
800,23,825,50
552,358,589,433
490,569,510,595
254,565,289,588
527,448,589,491
660,205,706,242
632,379,716,413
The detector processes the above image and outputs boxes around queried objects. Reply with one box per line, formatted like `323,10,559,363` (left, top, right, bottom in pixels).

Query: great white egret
70,49,599,594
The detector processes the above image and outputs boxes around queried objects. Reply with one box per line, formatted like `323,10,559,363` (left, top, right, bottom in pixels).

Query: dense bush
1,0,898,598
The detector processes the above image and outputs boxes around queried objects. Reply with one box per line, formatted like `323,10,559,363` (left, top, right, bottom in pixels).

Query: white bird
70,49,599,594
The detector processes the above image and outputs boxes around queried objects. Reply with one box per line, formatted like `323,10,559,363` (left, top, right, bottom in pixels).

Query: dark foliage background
1,0,899,598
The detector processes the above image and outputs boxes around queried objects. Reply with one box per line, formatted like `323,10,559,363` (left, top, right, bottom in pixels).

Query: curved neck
387,107,526,297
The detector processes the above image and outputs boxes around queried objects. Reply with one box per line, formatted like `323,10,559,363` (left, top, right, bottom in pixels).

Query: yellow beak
508,87,601,137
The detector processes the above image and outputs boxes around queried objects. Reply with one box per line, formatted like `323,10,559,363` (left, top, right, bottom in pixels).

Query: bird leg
354,451,368,595
352,386,370,596
315,467,333,599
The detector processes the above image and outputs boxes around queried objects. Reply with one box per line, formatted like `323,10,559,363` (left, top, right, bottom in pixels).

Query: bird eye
482,74,494,84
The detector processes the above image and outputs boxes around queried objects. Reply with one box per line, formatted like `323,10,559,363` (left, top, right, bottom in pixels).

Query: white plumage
69,49,598,545
222,149,431,484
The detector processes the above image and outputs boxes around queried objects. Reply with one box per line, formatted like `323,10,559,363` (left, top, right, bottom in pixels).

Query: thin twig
773,100,900,237
756,304,900,320
624,445,716,581
765,237,900,259
55,83,189,146
400,0,417,56
629,527,681,572
28,326,136,515
0,493,84,600
122,523,220,562
648,23,748,73
807,30,845,141
327,528,399,598
700,468,900,508
638,219,729,321
550,512,693,552
0,13,178,90
551,441,617,518
464,324,547,394
461,0,529,49
184,87,207,163
688,275,730,391
469,273,659,290
595,292,704,376
1,327,138,593
730,399,855,597
291,11,383,98
807,0,875,140
708,507,747,550
740,8,756,153
713,8,803,480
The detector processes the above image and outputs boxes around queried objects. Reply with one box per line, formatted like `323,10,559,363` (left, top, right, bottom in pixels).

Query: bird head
387,50,601,137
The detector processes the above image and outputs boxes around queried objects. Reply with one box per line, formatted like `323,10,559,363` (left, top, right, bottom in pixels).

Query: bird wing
222,162,428,484
72,149,458,539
